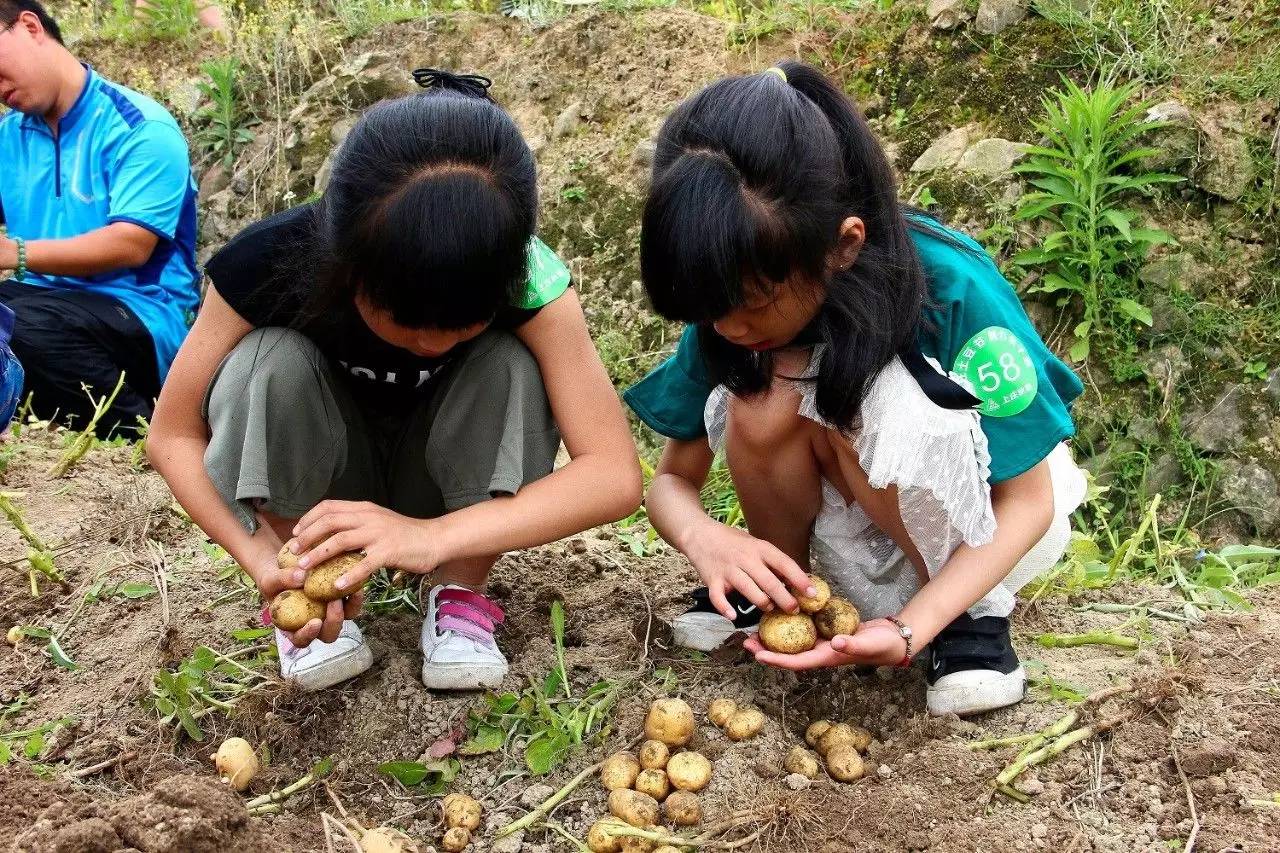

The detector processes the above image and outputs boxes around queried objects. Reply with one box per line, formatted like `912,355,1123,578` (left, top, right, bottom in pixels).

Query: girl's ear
828,216,866,273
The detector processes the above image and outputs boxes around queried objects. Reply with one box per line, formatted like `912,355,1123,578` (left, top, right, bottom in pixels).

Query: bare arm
0,224,159,277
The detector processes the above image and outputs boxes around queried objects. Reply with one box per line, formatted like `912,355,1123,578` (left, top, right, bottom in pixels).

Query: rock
520,783,556,808
165,77,205,122
1031,822,1048,840
1138,254,1198,293
927,0,969,29
782,772,811,791
1194,126,1256,200
975,0,1027,35
199,161,231,198
1139,100,1200,175
1128,417,1160,446
1145,292,1190,337
1146,453,1186,494
632,139,657,168
1185,386,1246,453
552,102,582,139
905,829,931,850
490,830,524,853
1219,460,1280,537
330,116,357,147
957,138,1029,177
1179,738,1237,778
314,151,336,195
1266,367,1280,408
199,188,237,244
910,125,974,172
1140,345,1189,389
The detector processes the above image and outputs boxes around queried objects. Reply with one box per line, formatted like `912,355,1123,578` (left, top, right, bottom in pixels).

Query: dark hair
641,60,955,430
0,0,63,44
304,69,535,331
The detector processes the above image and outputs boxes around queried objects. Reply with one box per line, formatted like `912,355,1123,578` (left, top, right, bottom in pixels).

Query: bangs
640,151,827,325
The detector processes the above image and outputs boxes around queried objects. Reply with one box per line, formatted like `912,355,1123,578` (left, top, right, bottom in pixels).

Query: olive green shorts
203,327,560,532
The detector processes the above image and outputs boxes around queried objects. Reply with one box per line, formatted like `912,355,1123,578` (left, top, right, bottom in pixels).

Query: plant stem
0,493,49,551
969,733,1041,750
245,770,321,812
495,756,605,839
1036,631,1139,649
48,372,126,478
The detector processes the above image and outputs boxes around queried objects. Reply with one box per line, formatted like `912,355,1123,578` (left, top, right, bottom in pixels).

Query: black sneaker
925,614,1026,717
670,587,762,652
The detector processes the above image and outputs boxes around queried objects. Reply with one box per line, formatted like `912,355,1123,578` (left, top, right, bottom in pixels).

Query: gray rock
1146,453,1186,494
632,139,657,168
1185,386,1246,453
1266,367,1280,408
199,188,237,244
975,0,1027,35
1146,292,1190,337
927,0,969,29
782,772,811,791
490,830,524,853
1220,460,1280,537
314,151,336,195
1139,100,1200,175
1138,254,1198,292
910,125,974,172
199,161,231,198
330,116,357,147
1128,416,1160,446
165,77,205,122
1195,127,1256,201
957,138,1029,177
520,783,556,808
552,102,582,139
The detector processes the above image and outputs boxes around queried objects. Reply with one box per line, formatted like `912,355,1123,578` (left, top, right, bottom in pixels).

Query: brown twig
1170,742,1200,853
70,750,137,778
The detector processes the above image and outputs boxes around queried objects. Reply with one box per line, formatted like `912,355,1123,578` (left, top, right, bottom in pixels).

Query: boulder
957,138,1029,177
199,161,231,198
1194,125,1256,201
1185,386,1246,454
1138,253,1199,293
1146,453,1186,494
1266,366,1280,409
927,0,969,30
1139,100,1200,175
552,101,583,139
910,125,974,172
1219,460,1280,537
975,0,1027,35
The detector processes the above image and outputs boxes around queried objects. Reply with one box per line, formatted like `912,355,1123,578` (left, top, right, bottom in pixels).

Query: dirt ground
2,427,1279,853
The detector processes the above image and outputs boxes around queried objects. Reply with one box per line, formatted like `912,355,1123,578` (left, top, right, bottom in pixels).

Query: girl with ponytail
149,70,641,693
625,61,1086,716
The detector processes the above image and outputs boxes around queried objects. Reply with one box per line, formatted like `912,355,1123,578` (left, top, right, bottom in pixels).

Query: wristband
884,615,914,667
12,236,26,282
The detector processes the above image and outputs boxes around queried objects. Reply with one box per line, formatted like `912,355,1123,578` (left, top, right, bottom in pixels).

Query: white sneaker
925,614,1026,716
275,621,374,692
421,584,508,690
669,587,761,652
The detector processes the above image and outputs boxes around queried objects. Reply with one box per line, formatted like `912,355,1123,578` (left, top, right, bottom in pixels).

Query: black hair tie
412,67,493,100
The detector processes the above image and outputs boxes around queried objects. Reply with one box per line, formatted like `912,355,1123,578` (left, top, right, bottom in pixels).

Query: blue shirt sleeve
107,121,194,241
623,325,716,441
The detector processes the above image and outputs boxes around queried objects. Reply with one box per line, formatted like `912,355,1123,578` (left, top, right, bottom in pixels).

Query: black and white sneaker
925,614,1026,717
670,588,762,652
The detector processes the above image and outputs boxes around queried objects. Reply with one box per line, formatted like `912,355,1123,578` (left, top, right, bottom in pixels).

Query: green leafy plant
459,601,623,775
194,58,256,168
377,757,460,794
149,637,276,740
560,185,587,202
1244,360,1268,381
133,0,199,40
1011,78,1180,362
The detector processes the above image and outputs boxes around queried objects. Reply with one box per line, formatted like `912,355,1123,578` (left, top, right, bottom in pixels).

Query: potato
635,768,670,802
644,698,695,747
816,722,859,757
621,834,656,853
586,817,630,853
813,598,860,640
269,590,325,632
758,612,816,654
654,847,683,853
724,707,765,742
804,720,833,748
442,793,482,830
302,551,365,603
441,827,470,852
664,790,701,826
6,626,22,646
707,698,737,728
211,737,259,791
638,739,669,770
849,725,873,753
783,746,820,778
825,744,865,782
608,788,660,827
796,574,831,614
666,751,712,792
360,827,418,853
277,543,300,572
601,751,641,791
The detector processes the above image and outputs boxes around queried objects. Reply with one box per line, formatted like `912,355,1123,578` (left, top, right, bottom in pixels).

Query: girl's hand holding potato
682,521,816,619
288,500,445,592
264,544,364,648
743,617,908,670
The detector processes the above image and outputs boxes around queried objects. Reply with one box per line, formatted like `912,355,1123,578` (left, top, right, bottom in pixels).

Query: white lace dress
704,346,1087,620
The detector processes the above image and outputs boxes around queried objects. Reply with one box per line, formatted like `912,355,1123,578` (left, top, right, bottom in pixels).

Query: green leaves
377,758,459,793
195,58,256,168
21,627,79,672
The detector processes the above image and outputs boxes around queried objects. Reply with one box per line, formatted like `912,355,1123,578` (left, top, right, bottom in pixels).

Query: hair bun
411,67,494,100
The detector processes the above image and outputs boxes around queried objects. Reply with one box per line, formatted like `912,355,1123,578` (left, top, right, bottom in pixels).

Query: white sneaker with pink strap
420,584,508,690
274,620,374,693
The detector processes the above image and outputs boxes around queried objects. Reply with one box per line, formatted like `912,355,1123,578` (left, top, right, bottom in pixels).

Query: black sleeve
205,204,316,327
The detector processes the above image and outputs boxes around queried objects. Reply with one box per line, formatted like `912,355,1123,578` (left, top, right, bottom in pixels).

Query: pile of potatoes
437,794,482,851
268,546,364,631
757,575,862,654
587,699,710,853
706,699,765,741
784,720,873,783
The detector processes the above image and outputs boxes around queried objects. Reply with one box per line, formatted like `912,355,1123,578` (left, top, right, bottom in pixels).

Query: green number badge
519,237,571,310
951,325,1038,417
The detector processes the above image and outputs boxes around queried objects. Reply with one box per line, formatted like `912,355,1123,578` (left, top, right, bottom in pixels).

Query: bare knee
724,387,808,461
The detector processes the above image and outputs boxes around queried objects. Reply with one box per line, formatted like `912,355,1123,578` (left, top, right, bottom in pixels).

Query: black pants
0,280,160,438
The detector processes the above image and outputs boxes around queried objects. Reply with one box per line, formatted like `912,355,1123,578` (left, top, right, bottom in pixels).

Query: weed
378,757,460,793
1243,360,1269,381
0,698,75,766
195,58,256,168
133,0,200,40
1012,78,1180,363
48,373,127,478
150,637,277,740
561,185,587,202
0,491,63,595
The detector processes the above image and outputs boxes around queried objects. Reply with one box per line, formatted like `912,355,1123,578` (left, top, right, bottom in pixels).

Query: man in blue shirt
0,0,198,436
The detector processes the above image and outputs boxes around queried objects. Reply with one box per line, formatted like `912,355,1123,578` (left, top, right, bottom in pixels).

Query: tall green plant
194,58,255,168
133,0,199,39
1012,78,1180,362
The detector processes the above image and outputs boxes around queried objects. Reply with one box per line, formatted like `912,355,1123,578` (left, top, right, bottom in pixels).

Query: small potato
621,833,656,853
816,722,858,757
664,790,701,826
635,768,670,802
666,751,712,792
654,847,683,853
644,698,695,747
211,737,259,791
601,751,641,791
269,589,325,632
442,793,482,831
441,827,470,852
825,744,865,782
796,574,831,614
783,746,820,779
724,706,765,742
849,725,873,754
707,698,737,728
302,551,365,603
813,598,860,640
804,720,833,748
758,612,817,654
360,827,418,853
6,626,22,646
586,817,630,853
638,739,669,770
608,788,660,828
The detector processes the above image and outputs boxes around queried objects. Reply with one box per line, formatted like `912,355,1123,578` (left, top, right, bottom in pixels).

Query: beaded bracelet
12,236,26,282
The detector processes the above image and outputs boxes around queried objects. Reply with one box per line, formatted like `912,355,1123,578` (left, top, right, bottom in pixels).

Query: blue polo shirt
0,65,199,381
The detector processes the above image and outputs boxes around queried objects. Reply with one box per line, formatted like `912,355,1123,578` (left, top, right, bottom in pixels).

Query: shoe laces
433,586,505,647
